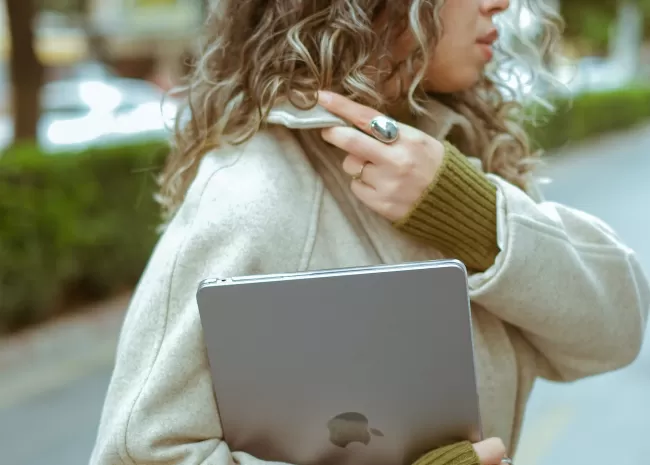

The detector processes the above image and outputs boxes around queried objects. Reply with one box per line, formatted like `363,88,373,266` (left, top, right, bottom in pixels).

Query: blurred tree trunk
6,0,44,143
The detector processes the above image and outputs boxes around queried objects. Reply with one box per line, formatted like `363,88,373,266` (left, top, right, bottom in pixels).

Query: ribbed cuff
411,441,480,465
394,141,499,272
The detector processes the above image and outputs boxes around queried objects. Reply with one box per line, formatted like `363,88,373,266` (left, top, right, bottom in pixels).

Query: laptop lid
197,260,481,465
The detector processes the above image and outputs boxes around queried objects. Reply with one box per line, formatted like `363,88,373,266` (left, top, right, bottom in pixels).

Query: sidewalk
0,294,129,410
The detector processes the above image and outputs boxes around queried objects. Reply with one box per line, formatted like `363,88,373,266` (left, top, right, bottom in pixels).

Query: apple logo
327,412,384,448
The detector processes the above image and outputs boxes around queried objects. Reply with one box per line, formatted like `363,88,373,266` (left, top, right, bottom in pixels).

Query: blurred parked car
556,56,632,94
0,62,177,153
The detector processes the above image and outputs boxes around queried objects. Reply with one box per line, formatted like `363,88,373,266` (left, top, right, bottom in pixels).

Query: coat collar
264,97,544,201
266,97,476,143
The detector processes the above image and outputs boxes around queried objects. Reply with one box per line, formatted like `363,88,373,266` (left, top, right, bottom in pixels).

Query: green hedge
2,86,650,334
527,86,650,152
0,142,167,333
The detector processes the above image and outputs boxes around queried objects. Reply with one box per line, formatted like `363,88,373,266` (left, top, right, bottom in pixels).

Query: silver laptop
197,259,481,465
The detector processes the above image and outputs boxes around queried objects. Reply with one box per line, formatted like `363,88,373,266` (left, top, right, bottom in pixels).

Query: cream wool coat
90,100,649,465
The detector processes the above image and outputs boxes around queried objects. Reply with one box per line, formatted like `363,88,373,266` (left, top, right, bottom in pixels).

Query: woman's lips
476,29,498,61
477,43,494,61
477,29,499,45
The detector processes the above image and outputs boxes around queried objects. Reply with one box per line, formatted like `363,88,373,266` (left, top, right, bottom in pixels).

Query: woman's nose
480,0,510,15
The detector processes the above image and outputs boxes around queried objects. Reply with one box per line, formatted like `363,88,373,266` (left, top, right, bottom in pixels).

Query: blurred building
0,0,202,85
87,0,201,83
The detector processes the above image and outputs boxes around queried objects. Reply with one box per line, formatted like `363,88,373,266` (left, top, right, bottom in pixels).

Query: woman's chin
423,71,483,94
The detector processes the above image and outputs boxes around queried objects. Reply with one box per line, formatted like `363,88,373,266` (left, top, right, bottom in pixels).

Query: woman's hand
318,91,445,222
473,438,509,464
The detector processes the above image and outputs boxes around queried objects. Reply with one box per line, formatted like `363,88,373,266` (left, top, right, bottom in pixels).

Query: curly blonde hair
158,0,563,219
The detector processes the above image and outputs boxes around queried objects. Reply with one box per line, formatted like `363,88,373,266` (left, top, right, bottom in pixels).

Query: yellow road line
514,404,576,465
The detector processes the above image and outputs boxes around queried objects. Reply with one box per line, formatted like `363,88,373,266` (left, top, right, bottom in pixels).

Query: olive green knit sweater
412,441,481,465
394,141,499,272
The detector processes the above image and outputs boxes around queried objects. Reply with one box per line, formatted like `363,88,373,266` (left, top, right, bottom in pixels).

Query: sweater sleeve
412,442,480,465
396,140,649,383
394,141,498,272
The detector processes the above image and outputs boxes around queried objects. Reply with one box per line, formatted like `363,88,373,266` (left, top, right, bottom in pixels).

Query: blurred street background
0,0,649,464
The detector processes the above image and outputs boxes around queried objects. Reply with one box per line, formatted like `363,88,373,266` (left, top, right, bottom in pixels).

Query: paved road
0,369,111,465
1,125,649,465
515,124,650,464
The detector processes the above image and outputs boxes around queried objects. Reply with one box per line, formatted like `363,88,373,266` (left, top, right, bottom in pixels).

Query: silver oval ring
369,115,399,144
501,458,514,465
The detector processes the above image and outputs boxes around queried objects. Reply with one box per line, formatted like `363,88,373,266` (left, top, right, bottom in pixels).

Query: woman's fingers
342,155,378,185
473,437,507,465
321,126,390,165
317,91,383,134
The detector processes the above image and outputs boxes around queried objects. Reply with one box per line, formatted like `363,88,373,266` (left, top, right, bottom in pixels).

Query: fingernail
318,91,332,105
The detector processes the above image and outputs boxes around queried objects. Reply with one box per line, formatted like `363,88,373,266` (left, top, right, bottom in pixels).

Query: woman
91,1,649,465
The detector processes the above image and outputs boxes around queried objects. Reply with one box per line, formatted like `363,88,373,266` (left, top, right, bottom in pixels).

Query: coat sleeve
468,175,650,382
89,149,319,465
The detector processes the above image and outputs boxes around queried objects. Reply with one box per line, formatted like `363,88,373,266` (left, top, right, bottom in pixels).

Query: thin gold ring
352,161,371,182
